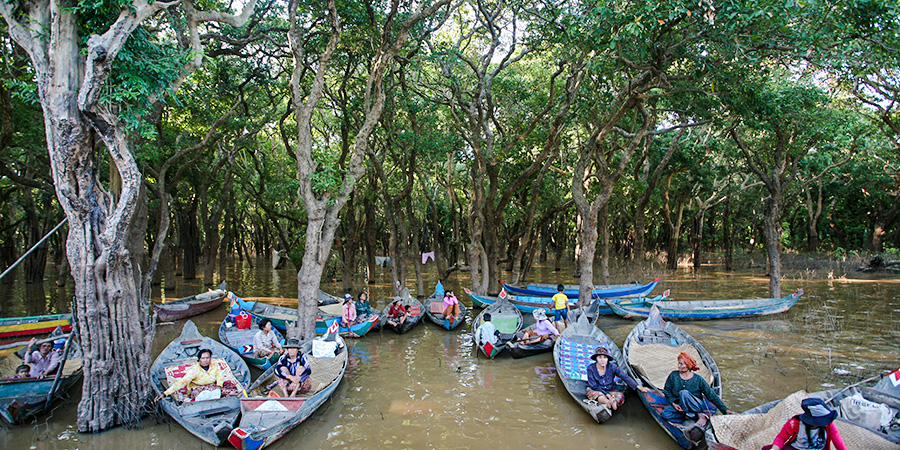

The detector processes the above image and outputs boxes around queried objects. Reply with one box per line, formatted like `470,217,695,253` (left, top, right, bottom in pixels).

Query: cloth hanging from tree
421,251,435,264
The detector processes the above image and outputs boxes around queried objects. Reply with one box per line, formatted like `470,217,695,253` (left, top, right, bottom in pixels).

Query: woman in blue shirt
585,347,649,411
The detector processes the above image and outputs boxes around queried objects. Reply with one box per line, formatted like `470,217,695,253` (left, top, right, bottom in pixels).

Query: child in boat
763,397,847,450
474,313,499,346
274,339,311,397
551,284,569,332
341,294,358,326
8,364,30,379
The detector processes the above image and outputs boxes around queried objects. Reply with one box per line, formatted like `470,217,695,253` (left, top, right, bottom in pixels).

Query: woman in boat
585,347,649,411
274,339,312,397
253,318,284,359
763,397,847,450
355,292,372,317
661,352,734,428
156,348,242,402
442,290,461,319
341,294,358,326
25,337,59,378
518,309,560,344
387,300,407,326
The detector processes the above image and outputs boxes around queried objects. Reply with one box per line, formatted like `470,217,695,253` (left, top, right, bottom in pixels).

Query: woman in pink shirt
341,294,358,326
442,290,461,319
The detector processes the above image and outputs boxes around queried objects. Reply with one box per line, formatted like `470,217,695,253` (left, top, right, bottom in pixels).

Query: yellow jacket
164,362,226,396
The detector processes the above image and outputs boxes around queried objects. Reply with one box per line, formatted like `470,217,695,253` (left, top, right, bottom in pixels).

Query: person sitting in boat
274,339,312,397
387,300,407,326
763,397,847,450
25,337,60,379
474,313,499,346
661,352,734,429
253,318,284,359
342,294,358,326
355,292,372,317
8,364,30,379
551,284,570,331
585,347,649,411
518,309,560,345
443,290,461,319
156,348,242,402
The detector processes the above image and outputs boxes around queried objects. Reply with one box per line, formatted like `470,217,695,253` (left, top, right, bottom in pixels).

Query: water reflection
1,260,898,449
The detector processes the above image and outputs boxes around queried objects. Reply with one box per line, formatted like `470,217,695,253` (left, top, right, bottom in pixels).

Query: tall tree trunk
599,202,610,285
723,198,733,271
364,196,378,283
763,195,783,297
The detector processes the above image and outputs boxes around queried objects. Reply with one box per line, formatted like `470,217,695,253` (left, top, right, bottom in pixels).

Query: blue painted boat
380,289,424,334
228,293,377,338
500,277,659,299
218,314,285,370
0,327,82,424
464,288,668,316
423,284,466,330
622,305,724,449
228,329,347,449
606,289,803,321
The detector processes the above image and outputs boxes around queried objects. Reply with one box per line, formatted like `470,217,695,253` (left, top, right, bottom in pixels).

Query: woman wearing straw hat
763,397,847,450
517,309,560,345
585,346,649,410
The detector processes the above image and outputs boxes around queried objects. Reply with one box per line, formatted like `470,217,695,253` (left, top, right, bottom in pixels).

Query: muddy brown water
1,261,898,449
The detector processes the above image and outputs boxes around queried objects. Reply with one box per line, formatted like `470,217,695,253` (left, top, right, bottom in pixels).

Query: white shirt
475,321,498,345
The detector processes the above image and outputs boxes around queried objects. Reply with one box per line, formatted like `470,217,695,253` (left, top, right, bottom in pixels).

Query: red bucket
235,312,252,329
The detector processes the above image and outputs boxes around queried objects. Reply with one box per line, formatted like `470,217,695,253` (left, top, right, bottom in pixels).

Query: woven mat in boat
628,339,712,389
710,390,898,450
0,353,82,378
307,350,347,393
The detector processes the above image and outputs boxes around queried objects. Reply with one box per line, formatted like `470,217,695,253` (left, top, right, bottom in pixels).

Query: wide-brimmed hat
532,309,547,321
591,347,611,361
283,338,303,349
799,398,837,427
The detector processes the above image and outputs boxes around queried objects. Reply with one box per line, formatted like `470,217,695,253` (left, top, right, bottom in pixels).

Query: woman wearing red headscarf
661,352,735,429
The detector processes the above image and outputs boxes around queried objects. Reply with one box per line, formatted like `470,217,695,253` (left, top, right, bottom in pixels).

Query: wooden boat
381,289,424,334
606,288,803,321
228,329,348,450
153,282,228,322
0,327,82,424
218,313,286,370
423,286,467,330
553,314,627,423
500,277,659,299
150,320,251,447
507,322,556,359
621,305,724,449
0,313,73,339
706,376,900,450
316,302,379,337
464,287,495,308
465,288,667,316
229,293,377,338
318,289,383,330
471,295,523,358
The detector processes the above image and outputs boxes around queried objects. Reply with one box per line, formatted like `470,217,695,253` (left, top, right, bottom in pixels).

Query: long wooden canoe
218,314,285,370
0,327,82,424
622,305,724,449
423,286,467,331
381,289,424,334
464,288,667,316
553,314,627,423
228,330,348,450
706,378,900,449
471,295,522,359
507,321,556,359
0,314,73,339
153,282,228,322
150,320,251,447
500,277,659,299
606,288,802,321
229,293,378,338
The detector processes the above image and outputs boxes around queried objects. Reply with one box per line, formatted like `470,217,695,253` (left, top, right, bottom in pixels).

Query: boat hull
0,314,73,339
501,278,659,299
423,294,467,330
607,289,803,320
471,297,522,359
